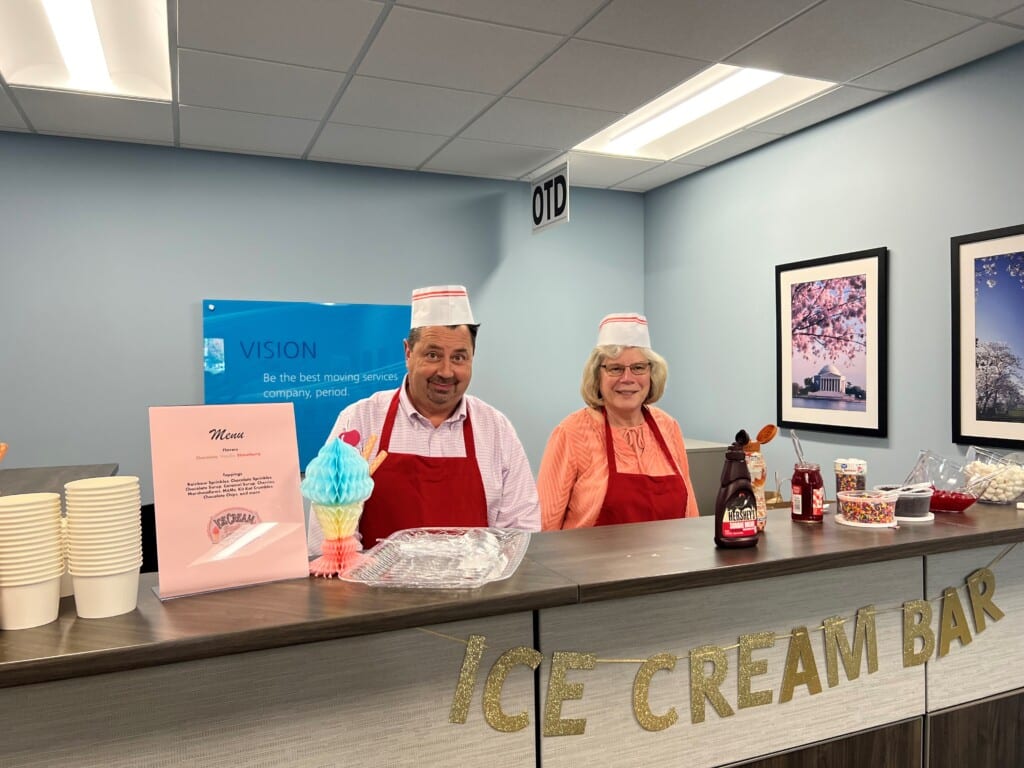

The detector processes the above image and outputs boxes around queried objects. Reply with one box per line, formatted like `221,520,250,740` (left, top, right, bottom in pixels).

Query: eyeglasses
600,362,652,377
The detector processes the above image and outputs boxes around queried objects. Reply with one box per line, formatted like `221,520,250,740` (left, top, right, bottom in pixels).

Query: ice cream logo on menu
207,508,260,544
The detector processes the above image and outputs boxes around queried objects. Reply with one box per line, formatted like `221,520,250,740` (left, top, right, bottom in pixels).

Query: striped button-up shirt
308,380,540,554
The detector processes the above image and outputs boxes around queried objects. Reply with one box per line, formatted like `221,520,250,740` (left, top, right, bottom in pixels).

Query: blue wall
646,42,1024,490
3,41,1023,504
0,136,644,500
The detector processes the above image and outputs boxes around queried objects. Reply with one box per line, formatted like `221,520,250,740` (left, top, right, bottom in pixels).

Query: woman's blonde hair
580,345,668,409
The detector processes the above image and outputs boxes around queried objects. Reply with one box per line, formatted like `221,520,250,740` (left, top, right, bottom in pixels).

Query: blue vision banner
202,299,408,467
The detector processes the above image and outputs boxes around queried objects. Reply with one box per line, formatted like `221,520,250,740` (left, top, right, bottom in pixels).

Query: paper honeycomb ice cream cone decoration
301,436,376,578
312,501,364,539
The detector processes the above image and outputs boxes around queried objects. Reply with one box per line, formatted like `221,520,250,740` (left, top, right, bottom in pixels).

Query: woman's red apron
595,407,688,526
359,390,488,548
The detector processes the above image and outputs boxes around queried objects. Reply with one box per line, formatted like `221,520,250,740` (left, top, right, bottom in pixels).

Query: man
308,285,540,553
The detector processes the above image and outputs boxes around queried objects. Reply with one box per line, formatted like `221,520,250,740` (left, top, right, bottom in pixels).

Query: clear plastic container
965,447,1024,505
837,489,897,525
905,450,1006,513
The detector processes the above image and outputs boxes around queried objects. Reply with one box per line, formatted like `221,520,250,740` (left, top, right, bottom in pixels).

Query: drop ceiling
1,0,1023,192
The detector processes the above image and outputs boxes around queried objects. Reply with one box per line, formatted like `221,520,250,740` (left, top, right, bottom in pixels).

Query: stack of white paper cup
0,492,64,630
64,476,142,619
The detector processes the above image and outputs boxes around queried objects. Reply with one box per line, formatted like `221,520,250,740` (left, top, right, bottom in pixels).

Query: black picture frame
951,224,1024,449
776,247,889,438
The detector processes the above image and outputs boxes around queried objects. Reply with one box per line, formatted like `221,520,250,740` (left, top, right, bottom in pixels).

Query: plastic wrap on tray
340,527,530,588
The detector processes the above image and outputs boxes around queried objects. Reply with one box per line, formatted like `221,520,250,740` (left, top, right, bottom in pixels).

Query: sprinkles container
834,458,867,495
837,489,898,526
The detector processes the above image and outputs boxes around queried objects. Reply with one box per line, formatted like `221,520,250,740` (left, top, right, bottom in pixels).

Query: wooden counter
1,504,1023,767
4,506,1023,688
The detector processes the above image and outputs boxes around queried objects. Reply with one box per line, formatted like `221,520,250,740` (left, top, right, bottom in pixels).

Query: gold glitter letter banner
543,651,596,737
632,653,679,732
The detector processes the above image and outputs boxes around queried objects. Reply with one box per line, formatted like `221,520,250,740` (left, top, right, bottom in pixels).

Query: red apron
359,390,489,548
595,407,688,526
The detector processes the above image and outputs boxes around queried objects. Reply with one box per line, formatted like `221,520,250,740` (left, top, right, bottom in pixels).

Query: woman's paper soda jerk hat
597,313,651,348
410,285,477,328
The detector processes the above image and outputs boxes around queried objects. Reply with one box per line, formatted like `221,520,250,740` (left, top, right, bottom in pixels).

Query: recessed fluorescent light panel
0,0,171,100
576,64,834,161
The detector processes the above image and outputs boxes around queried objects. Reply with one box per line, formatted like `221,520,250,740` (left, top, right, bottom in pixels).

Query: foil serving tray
340,526,530,589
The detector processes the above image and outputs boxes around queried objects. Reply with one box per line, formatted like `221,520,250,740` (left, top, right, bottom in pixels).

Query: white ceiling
2,0,1023,192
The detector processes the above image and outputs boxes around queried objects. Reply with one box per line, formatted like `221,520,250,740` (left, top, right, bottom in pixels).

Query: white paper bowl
0,566,66,586
0,550,65,569
65,503,140,515
66,538,141,553
0,530,62,551
0,546,65,564
68,543,142,562
64,476,140,493
65,505,141,519
68,549,142,566
65,491,141,504
0,492,62,510
0,547,62,565
0,569,66,588
66,531,142,549
72,567,140,618
0,512,61,528
66,514,141,529
64,485,140,497
0,575,61,630
68,559,143,575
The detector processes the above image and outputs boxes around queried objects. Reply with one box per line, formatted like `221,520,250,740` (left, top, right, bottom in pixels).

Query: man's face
404,325,474,420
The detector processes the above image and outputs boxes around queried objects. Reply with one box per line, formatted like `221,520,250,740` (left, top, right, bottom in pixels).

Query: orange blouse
538,407,700,530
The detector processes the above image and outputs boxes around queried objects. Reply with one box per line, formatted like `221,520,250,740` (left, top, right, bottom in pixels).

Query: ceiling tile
178,50,343,120
751,85,886,134
180,106,319,157
566,151,661,188
330,76,493,135
579,0,816,60
727,0,977,82
0,87,26,129
397,0,605,34
359,6,561,94
462,97,621,149
854,22,1024,90
424,138,559,179
311,123,449,168
177,0,383,71
612,161,705,192
511,39,707,113
913,0,1024,18
675,130,780,166
999,7,1024,24
12,88,172,143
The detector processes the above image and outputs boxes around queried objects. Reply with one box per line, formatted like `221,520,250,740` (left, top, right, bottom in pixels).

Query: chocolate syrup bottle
714,430,760,548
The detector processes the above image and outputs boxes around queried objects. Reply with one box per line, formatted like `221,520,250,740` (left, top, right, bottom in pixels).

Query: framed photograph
776,247,888,437
952,224,1024,449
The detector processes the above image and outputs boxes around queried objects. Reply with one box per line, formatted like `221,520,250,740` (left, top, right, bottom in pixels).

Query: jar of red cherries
791,462,824,524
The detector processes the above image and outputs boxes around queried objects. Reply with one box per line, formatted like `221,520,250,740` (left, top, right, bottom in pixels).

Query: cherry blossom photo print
776,247,889,437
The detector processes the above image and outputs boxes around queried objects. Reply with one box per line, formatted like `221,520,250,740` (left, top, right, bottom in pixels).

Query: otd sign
531,163,569,232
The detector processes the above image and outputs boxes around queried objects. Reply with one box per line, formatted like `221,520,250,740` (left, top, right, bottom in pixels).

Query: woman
538,313,699,529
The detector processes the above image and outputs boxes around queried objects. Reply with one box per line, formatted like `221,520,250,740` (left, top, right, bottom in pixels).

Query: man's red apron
359,390,488,548
595,406,688,526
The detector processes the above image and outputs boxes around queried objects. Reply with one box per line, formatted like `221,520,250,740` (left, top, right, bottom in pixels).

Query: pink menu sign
149,403,309,599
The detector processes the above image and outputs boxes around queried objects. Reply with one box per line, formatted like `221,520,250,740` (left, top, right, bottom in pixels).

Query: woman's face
598,348,652,417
